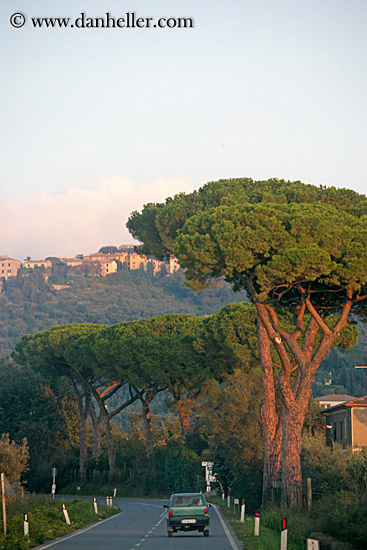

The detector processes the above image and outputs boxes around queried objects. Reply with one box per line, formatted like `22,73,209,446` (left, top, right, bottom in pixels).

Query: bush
301,432,352,498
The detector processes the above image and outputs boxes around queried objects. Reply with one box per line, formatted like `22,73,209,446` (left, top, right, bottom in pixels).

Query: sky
0,0,366,260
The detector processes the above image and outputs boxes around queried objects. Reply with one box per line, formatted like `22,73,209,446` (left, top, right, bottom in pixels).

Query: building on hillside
314,394,356,411
128,252,146,270
169,255,180,274
60,257,84,267
113,252,129,264
321,395,367,450
144,258,166,276
0,256,21,279
23,259,52,270
98,259,118,276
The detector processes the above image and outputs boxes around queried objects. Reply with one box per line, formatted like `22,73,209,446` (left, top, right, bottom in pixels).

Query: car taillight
204,508,208,514
169,509,173,518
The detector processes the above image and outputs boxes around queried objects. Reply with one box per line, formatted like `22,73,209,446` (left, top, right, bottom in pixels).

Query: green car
164,492,210,537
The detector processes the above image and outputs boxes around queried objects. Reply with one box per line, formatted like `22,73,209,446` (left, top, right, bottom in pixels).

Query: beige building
321,395,367,450
0,256,21,279
98,259,118,276
23,259,52,270
169,255,181,273
128,252,147,270
144,258,165,276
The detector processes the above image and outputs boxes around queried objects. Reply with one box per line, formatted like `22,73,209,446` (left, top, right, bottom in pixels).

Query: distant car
164,492,210,537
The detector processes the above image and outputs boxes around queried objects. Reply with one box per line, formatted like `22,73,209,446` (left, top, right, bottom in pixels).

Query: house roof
321,395,367,414
344,395,367,407
0,256,21,263
314,394,355,402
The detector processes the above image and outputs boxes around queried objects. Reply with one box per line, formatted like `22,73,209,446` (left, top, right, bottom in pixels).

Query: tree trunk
171,388,192,436
99,405,116,479
281,411,305,507
89,399,102,461
69,376,89,481
258,319,282,506
177,399,192,436
78,408,88,481
141,396,154,457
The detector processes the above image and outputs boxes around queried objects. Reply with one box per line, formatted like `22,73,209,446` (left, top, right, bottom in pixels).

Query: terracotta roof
0,256,20,262
344,395,367,407
314,394,355,402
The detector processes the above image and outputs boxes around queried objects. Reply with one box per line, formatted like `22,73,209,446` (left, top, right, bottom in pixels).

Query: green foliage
0,359,79,492
346,448,367,493
195,302,258,373
0,434,28,490
0,496,118,550
152,446,203,493
312,492,367,550
0,269,247,357
301,432,352,497
201,369,264,511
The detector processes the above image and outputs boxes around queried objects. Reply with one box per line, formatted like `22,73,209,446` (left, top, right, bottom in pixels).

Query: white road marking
32,512,124,549
212,504,241,550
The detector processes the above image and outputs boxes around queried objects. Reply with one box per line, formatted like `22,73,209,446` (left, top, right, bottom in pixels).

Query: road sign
307,539,320,550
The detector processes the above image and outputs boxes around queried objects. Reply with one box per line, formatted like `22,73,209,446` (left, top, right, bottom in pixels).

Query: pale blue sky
0,0,366,258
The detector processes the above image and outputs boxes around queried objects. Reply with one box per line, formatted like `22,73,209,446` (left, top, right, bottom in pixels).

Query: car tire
168,529,173,537
204,529,209,537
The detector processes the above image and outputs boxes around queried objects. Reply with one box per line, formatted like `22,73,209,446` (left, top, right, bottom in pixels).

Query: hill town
0,246,180,290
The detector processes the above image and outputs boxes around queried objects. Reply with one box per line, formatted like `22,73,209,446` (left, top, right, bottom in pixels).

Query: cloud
0,174,194,260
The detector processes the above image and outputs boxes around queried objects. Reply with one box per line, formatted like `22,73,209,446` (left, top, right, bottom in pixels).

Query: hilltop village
0,245,180,289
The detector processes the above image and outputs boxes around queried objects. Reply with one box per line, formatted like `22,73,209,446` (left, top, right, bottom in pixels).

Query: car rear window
172,495,204,507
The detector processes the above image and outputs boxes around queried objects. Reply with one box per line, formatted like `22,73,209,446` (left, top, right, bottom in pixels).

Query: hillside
0,268,248,355
1,267,366,397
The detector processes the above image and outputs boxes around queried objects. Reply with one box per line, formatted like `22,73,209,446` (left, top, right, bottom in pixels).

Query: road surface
33,497,242,550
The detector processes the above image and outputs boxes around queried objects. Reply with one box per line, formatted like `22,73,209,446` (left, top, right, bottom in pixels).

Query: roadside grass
0,496,119,550
209,496,304,550
209,493,365,550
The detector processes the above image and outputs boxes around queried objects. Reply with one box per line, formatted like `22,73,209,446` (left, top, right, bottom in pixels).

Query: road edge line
212,504,242,550
32,511,124,549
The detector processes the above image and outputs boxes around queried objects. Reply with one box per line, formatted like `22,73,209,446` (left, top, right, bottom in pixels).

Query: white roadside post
51,468,57,500
254,511,260,536
222,489,225,501
93,497,98,515
227,492,230,508
280,518,287,550
113,486,117,498
106,496,109,506
110,496,113,507
23,513,29,537
1,473,7,537
62,504,71,525
240,499,245,523
307,539,320,550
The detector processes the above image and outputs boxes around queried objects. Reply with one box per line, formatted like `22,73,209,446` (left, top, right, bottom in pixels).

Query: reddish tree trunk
281,411,304,507
141,396,154,457
258,319,282,506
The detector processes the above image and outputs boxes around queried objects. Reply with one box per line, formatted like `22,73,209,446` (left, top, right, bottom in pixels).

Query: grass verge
209,496,303,550
0,496,119,550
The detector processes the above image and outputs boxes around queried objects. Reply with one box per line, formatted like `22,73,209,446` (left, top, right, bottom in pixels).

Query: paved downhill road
34,498,241,550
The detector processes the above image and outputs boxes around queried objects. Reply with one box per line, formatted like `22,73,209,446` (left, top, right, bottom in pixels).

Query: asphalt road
33,497,242,550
